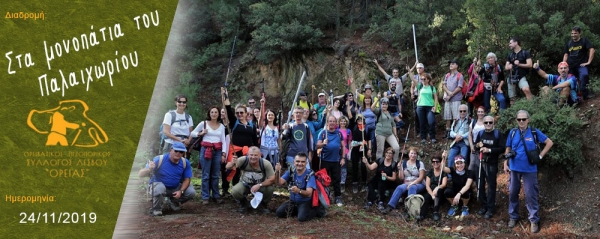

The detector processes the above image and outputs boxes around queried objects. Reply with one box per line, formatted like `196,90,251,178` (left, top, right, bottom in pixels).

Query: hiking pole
287,71,307,123
223,36,237,88
412,24,419,63
397,125,410,177
311,85,316,107
477,151,483,201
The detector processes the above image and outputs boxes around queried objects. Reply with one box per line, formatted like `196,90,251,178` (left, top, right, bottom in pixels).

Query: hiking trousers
421,188,444,218
320,161,342,197
149,182,196,211
478,162,498,213
508,171,539,223
350,146,368,184
276,201,316,222
366,176,397,203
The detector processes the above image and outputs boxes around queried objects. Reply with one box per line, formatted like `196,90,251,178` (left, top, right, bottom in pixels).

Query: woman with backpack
222,87,259,195
381,146,426,215
161,94,194,155
375,97,400,162
360,96,378,162
338,116,352,193
259,107,280,169
362,147,398,211
414,74,439,144
191,106,227,205
468,106,486,181
349,114,372,193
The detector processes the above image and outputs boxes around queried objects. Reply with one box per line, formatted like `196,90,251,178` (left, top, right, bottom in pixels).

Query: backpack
550,74,582,103
240,156,266,181
477,128,500,142
159,110,191,149
232,119,254,134
509,127,540,150
449,117,472,139
280,123,311,166
312,168,331,208
417,85,441,114
402,159,422,171
404,194,425,219
445,72,466,96
151,154,188,183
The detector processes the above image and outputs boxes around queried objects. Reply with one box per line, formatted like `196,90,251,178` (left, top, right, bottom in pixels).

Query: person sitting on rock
441,153,475,218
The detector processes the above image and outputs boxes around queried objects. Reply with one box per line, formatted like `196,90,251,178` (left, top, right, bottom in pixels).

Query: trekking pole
477,151,483,201
148,160,155,215
397,125,410,176
223,36,237,88
412,24,419,63
287,71,307,123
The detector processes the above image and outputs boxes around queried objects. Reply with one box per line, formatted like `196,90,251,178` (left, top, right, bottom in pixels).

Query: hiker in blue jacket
138,142,196,216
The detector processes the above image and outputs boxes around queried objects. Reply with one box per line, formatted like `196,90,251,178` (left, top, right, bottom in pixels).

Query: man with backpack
138,142,196,216
504,110,554,233
473,116,505,219
505,37,533,101
534,61,582,107
282,106,313,170
225,146,275,214
274,153,327,222
443,59,465,138
447,104,471,169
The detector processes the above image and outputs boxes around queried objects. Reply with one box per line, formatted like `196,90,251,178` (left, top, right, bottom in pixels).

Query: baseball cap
250,192,263,209
172,142,187,152
364,84,373,90
380,97,389,103
299,91,307,96
318,92,326,97
448,59,459,65
416,63,425,69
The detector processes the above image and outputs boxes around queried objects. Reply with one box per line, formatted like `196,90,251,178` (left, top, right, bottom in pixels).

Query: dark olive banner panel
0,1,178,237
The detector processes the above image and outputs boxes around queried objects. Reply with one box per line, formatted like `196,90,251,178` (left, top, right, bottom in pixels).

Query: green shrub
497,90,583,170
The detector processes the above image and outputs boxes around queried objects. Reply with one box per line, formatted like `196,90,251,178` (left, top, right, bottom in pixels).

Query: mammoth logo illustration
27,100,108,147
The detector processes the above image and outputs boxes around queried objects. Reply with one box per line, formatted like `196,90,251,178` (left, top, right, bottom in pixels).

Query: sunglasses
459,110,467,113
174,150,185,154
455,161,464,165
177,101,187,104
248,102,256,104
312,112,317,115
235,111,245,115
516,118,527,122
484,121,494,125
432,161,440,163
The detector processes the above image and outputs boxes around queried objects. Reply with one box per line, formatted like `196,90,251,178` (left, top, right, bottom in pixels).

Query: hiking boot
508,219,517,228
381,206,392,215
431,139,437,144
433,212,440,221
169,200,181,211
238,199,247,214
377,201,385,211
257,203,270,214
448,205,459,217
420,139,427,144
341,184,346,194
352,183,358,194
461,206,469,217
152,210,163,216
202,200,209,205
364,201,373,209
335,196,343,206
484,211,493,219
416,215,423,221
531,222,540,233
477,208,487,216
216,198,224,204
360,183,367,193
446,130,451,139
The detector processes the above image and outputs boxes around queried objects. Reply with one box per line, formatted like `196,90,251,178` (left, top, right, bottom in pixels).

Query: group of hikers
140,28,592,233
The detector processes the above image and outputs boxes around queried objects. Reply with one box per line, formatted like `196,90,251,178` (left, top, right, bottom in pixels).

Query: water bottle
381,171,386,181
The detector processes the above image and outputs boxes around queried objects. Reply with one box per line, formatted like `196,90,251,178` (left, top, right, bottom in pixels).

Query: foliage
496,90,584,170
247,0,333,63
